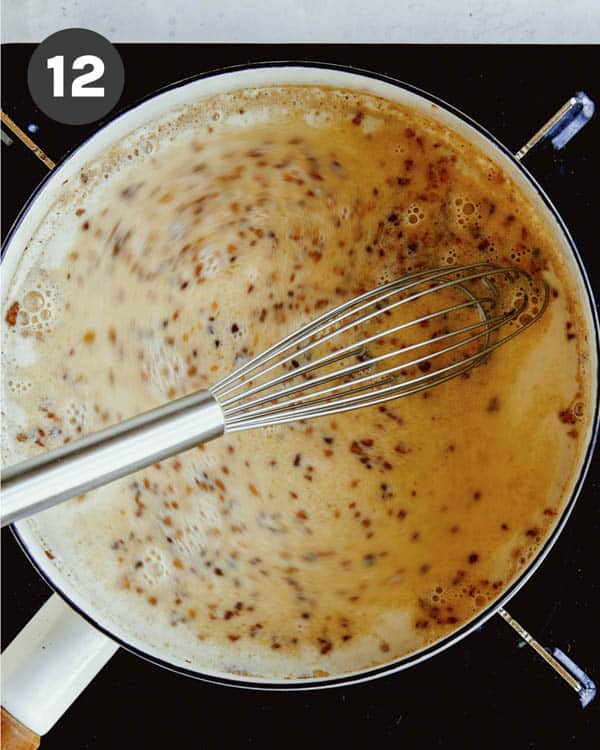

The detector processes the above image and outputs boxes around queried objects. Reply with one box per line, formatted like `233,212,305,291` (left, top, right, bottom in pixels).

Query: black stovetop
1,44,599,749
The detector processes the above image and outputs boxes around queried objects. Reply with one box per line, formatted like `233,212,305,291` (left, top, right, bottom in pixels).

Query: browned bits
5,301,19,326
559,408,577,424
487,397,500,412
83,329,96,344
468,553,479,564
319,638,333,654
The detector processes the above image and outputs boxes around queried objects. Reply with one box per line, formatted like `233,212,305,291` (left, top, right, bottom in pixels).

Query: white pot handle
1,593,118,741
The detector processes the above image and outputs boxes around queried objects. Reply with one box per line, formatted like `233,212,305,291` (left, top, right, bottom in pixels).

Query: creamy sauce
1,86,593,679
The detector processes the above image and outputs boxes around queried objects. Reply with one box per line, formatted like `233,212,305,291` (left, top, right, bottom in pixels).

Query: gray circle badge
28,28,124,126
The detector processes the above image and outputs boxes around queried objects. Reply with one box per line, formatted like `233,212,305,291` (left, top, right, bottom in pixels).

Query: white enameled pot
1,64,598,743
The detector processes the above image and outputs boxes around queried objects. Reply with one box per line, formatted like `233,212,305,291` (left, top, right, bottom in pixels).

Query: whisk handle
0,390,224,527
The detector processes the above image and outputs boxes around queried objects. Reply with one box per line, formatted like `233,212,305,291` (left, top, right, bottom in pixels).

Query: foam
406,203,425,225
142,342,187,398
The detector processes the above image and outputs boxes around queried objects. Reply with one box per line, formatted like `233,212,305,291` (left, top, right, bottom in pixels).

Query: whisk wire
209,263,548,432
212,262,498,400
222,307,517,425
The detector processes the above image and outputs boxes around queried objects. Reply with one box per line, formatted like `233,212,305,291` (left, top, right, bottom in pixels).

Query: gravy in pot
1,86,593,679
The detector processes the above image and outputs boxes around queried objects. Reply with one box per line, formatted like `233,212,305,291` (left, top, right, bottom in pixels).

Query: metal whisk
1,263,548,526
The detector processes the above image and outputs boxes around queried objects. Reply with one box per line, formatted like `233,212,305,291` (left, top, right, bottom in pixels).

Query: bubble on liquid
13,271,61,336
23,290,45,312
406,203,425,225
143,342,186,397
6,378,33,394
65,400,89,432
452,196,480,228
141,546,168,586
197,243,226,279
376,266,396,286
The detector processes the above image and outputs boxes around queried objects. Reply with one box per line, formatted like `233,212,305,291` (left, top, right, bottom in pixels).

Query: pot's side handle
498,607,596,707
515,91,594,161
1,594,119,740
505,92,596,708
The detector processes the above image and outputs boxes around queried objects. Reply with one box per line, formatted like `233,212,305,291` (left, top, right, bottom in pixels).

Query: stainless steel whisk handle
0,390,225,528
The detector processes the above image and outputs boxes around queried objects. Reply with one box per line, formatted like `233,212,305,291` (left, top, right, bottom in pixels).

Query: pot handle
514,91,594,161
506,93,596,708
498,607,596,707
1,593,119,743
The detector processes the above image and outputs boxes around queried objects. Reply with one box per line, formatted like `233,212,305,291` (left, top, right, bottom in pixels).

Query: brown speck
5,301,19,327
487,397,500,412
559,408,577,424
468,553,479,564
44,549,55,560
83,329,96,344
319,638,333,654
148,596,157,606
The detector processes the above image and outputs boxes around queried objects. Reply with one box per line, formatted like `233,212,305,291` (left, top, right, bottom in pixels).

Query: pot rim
3,60,599,691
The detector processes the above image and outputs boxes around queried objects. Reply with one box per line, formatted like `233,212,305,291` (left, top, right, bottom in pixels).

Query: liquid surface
1,86,594,679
